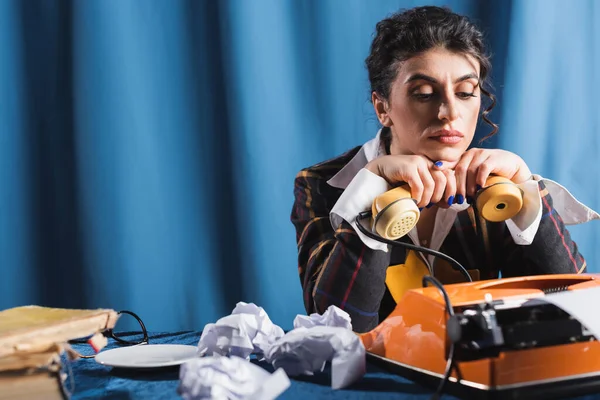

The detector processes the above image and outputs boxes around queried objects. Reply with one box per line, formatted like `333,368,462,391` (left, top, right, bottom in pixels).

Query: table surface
69,331,600,400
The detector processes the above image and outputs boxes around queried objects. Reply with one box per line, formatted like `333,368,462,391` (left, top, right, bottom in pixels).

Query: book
0,345,66,400
0,306,119,399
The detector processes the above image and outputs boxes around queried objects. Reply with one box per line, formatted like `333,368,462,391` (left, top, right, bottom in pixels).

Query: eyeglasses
107,310,149,346
69,310,148,358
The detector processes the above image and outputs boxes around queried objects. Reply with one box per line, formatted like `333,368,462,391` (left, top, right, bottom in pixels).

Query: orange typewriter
358,274,600,399
354,177,600,399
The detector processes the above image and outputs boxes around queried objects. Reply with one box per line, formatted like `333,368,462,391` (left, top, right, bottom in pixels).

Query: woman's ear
372,92,392,127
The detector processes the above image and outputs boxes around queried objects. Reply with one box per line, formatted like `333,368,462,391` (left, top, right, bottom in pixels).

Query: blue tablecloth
69,331,600,399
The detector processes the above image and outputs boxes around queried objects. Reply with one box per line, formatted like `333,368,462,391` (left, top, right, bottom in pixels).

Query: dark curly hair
365,6,498,150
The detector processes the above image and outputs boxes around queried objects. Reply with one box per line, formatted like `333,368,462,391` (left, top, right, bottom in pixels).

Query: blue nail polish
434,161,443,167
466,196,473,204
456,194,464,204
476,184,482,191
426,202,434,209
418,207,424,211
448,196,454,206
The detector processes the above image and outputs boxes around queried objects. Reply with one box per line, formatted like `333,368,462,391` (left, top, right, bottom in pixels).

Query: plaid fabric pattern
290,146,587,333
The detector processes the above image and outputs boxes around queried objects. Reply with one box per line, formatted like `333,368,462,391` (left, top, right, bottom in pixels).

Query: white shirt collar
327,129,386,189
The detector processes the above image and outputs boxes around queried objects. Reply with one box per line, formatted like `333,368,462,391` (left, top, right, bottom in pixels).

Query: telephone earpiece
371,184,420,240
371,176,523,240
475,175,523,222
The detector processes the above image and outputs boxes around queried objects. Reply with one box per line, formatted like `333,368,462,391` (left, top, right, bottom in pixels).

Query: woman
290,6,598,333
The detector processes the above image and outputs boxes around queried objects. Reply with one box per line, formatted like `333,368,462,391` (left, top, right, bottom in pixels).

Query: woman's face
374,47,482,164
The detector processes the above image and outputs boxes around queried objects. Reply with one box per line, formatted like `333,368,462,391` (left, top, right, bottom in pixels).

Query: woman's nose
438,98,459,122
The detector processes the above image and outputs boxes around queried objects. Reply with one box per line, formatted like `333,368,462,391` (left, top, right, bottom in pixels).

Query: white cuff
506,174,600,245
330,169,390,252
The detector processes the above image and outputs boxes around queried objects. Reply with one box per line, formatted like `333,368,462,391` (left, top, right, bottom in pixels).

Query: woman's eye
456,92,476,99
412,93,434,100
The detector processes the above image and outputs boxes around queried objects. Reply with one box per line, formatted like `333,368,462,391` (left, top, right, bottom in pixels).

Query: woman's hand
454,148,533,199
365,155,456,209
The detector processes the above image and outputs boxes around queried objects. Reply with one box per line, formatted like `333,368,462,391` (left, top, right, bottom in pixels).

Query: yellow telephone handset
371,184,420,240
474,175,523,222
371,176,523,240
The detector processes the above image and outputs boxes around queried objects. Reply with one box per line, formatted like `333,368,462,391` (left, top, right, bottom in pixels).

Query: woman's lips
429,130,463,145
431,136,462,144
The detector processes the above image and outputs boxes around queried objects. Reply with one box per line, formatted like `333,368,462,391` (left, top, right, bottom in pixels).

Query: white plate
95,344,199,368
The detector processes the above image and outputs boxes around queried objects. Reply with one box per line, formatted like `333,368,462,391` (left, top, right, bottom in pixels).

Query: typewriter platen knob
447,314,469,344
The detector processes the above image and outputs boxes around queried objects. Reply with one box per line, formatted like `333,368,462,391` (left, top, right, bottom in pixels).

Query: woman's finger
429,170,447,206
466,152,490,197
454,150,474,203
405,168,425,206
475,156,495,189
417,162,436,208
441,169,457,208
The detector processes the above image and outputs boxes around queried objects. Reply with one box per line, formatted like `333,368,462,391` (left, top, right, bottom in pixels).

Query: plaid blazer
290,146,587,333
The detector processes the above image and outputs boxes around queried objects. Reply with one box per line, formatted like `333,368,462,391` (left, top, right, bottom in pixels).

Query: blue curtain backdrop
1,0,598,332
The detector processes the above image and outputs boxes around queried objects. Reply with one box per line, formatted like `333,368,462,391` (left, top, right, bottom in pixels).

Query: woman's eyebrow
404,72,479,84
455,73,479,83
405,73,438,84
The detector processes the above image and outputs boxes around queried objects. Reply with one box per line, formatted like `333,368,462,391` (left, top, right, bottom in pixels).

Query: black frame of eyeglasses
69,309,149,356
107,310,149,345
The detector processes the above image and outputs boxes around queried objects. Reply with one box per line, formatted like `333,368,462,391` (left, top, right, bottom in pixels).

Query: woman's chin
425,148,464,164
